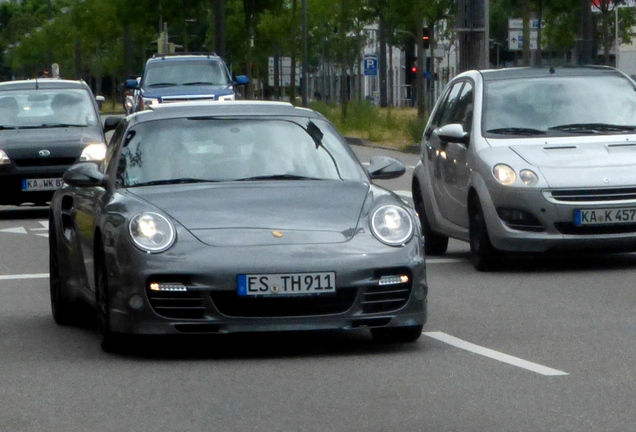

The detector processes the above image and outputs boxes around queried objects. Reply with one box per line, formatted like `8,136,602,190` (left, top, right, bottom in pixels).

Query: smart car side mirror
63,162,109,188
367,156,406,180
104,116,123,133
435,123,469,145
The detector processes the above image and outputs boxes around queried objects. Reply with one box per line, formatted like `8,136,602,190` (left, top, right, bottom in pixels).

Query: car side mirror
435,123,469,145
63,162,109,188
103,116,122,133
367,156,406,180
235,75,249,85
125,78,140,89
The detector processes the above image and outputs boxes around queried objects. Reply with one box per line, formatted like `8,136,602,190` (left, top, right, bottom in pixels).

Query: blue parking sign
364,55,378,76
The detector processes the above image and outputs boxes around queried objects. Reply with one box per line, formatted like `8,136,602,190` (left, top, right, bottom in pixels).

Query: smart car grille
147,290,207,319
13,157,76,167
361,270,412,314
210,289,356,317
547,187,636,203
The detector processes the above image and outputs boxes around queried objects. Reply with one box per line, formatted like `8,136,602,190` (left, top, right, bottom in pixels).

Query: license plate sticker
574,208,636,226
21,178,63,191
237,272,336,296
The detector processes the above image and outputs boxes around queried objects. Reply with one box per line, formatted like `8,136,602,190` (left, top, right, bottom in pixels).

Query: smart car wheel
371,325,423,343
413,184,448,255
49,216,79,325
95,246,121,352
469,196,501,272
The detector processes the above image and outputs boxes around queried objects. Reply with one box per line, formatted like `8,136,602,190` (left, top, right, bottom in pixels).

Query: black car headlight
129,212,176,253
370,205,414,246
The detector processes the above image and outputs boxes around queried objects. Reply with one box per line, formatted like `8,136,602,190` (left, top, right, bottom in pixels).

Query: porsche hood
127,181,380,246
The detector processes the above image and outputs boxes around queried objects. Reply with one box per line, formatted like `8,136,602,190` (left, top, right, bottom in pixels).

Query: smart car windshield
483,75,636,137
117,117,367,187
0,89,98,128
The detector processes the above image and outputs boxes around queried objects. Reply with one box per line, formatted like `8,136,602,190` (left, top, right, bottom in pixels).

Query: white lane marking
424,331,569,376
0,273,49,280
426,258,465,264
0,227,28,234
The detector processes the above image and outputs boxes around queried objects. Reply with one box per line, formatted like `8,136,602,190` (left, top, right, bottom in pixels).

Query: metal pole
301,0,308,106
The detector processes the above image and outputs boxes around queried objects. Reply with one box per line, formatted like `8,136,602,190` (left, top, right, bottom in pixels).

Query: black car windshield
117,117,368,187
483,74,636,137
0,88,98,129
143,60,231,87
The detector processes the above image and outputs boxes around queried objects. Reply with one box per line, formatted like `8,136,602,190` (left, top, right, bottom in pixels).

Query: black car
125,53,249,111
0,79,106,206
49,101,427,351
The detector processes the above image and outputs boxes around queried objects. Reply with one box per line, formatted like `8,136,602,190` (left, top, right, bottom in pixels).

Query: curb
344,136,420,155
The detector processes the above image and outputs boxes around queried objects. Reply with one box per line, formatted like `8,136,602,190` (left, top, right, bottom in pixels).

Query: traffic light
422,28,430,49
411,65,418,74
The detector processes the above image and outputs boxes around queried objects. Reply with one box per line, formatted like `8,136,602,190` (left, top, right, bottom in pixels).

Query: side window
436,82,464,127
448,83,474,133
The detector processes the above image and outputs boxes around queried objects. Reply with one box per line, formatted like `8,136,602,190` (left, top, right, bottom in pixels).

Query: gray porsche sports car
49,101,427,351
412,66,636,271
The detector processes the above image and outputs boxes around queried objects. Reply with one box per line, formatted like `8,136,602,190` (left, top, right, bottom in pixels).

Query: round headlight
493,164,516,185
129,212,175,253
79,143,107,161
370,205,414,246
519,169,539,186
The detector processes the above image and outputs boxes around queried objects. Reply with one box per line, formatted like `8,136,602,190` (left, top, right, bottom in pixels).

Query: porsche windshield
117,117,367,187
483,75,636,137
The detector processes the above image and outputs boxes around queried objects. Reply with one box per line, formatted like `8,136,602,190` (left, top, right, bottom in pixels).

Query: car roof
0,78,90,91
478,65,625,82
146,53,224,63
128,101,327,122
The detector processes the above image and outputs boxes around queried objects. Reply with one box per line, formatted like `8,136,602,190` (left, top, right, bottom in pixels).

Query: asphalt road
1,145,635,431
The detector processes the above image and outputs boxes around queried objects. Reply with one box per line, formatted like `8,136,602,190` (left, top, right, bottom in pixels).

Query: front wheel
371,325,423,344
49,216,79,325
413,185,449,256
469,197,501,272
95,247,122,352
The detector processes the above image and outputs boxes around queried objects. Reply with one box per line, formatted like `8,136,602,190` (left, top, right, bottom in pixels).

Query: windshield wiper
235,174,321,181
148,82,177,87
183,81,216,86
130,178,217,187
40,123,86,128
548,123,636,134
487,127,546,136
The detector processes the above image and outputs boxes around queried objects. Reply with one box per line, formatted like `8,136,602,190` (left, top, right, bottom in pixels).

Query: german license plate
574,207,636,226
237,272,336,296
21,178,63,191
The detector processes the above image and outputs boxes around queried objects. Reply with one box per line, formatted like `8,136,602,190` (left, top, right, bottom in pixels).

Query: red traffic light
411,66,418,73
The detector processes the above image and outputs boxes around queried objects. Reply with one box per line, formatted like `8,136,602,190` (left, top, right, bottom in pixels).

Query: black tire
95,247,121,353
49,216,79,325
413,185,449,256
468,196,501,272
371,325,423,344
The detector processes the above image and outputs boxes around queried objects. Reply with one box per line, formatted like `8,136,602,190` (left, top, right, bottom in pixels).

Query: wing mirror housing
367,156,406,180
103,116,123,133
435,123,469,145
63,162,109,188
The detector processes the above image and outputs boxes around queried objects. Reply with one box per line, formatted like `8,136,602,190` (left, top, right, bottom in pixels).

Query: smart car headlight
493,164,516,186
129,212,175,253
0,150,10,165
370,205,413,246
79,143,107,161
519,169,539,186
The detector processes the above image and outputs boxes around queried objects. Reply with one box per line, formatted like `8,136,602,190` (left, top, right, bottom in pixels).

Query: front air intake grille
554,222,636,235
361,269,412,314
147,289,207,319
13,157,76,168
548,187,636,203
210,288,356,317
